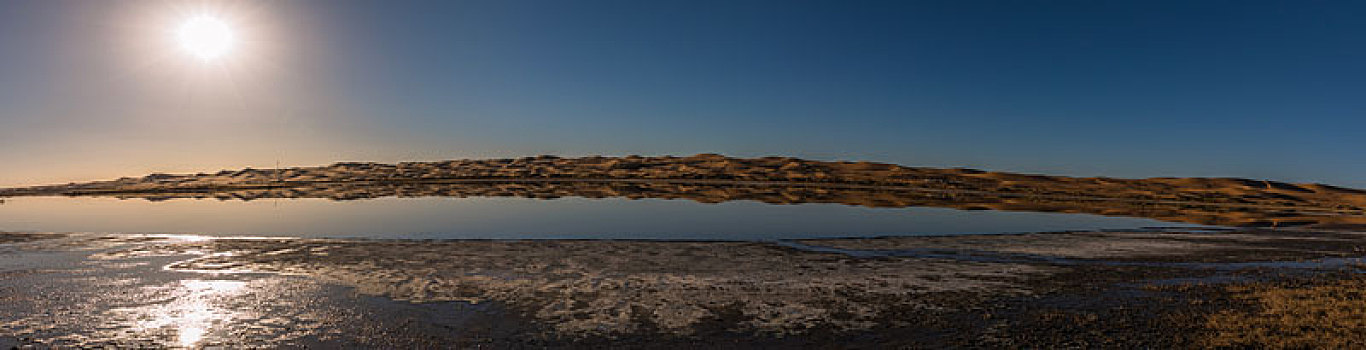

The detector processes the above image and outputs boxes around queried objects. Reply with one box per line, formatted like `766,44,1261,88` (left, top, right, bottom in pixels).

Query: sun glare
177,16,235,61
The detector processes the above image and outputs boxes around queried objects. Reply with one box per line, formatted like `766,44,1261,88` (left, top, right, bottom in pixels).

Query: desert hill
2,154,1363,229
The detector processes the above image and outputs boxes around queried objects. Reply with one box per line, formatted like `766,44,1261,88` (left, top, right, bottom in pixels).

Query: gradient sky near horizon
1,0,1363,188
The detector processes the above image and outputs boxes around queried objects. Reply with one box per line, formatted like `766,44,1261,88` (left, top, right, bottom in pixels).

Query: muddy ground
1,228,1364,348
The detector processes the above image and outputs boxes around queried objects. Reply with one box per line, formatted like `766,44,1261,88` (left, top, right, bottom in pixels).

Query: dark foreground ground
1,228,1364,348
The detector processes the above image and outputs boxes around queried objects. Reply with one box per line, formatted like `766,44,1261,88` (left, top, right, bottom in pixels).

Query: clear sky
1,0,1363,187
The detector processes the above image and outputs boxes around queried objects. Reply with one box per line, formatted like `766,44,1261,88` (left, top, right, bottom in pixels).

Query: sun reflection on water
135,279,247,348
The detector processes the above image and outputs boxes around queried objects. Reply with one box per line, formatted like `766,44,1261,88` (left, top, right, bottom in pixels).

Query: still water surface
0,196,1203,240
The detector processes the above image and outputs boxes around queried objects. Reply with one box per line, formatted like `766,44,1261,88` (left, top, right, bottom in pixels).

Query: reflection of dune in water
65,181,1366,230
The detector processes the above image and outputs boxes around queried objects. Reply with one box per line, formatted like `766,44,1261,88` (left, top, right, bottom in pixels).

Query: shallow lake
0,196,1204,240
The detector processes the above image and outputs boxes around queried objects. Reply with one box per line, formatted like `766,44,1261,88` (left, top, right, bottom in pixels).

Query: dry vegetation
1204,275,1366,349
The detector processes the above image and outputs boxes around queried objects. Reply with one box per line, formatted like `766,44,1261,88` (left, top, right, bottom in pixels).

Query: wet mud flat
1,229,1365,348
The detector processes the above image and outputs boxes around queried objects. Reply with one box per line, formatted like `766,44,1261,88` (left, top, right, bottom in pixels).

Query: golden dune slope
2,154,1363,228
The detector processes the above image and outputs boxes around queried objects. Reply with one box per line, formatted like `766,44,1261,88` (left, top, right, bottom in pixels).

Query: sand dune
2,154,1363,229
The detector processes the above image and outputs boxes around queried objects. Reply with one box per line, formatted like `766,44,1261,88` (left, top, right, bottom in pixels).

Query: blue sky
0,0,1363,187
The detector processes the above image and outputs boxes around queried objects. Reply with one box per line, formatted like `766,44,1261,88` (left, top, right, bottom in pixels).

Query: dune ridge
1,154,1363,228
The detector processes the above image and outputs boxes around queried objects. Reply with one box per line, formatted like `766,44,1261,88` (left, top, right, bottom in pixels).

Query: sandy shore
3,228,1364,348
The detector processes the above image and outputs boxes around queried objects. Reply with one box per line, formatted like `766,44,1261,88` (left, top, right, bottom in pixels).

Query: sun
177,15,235,61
